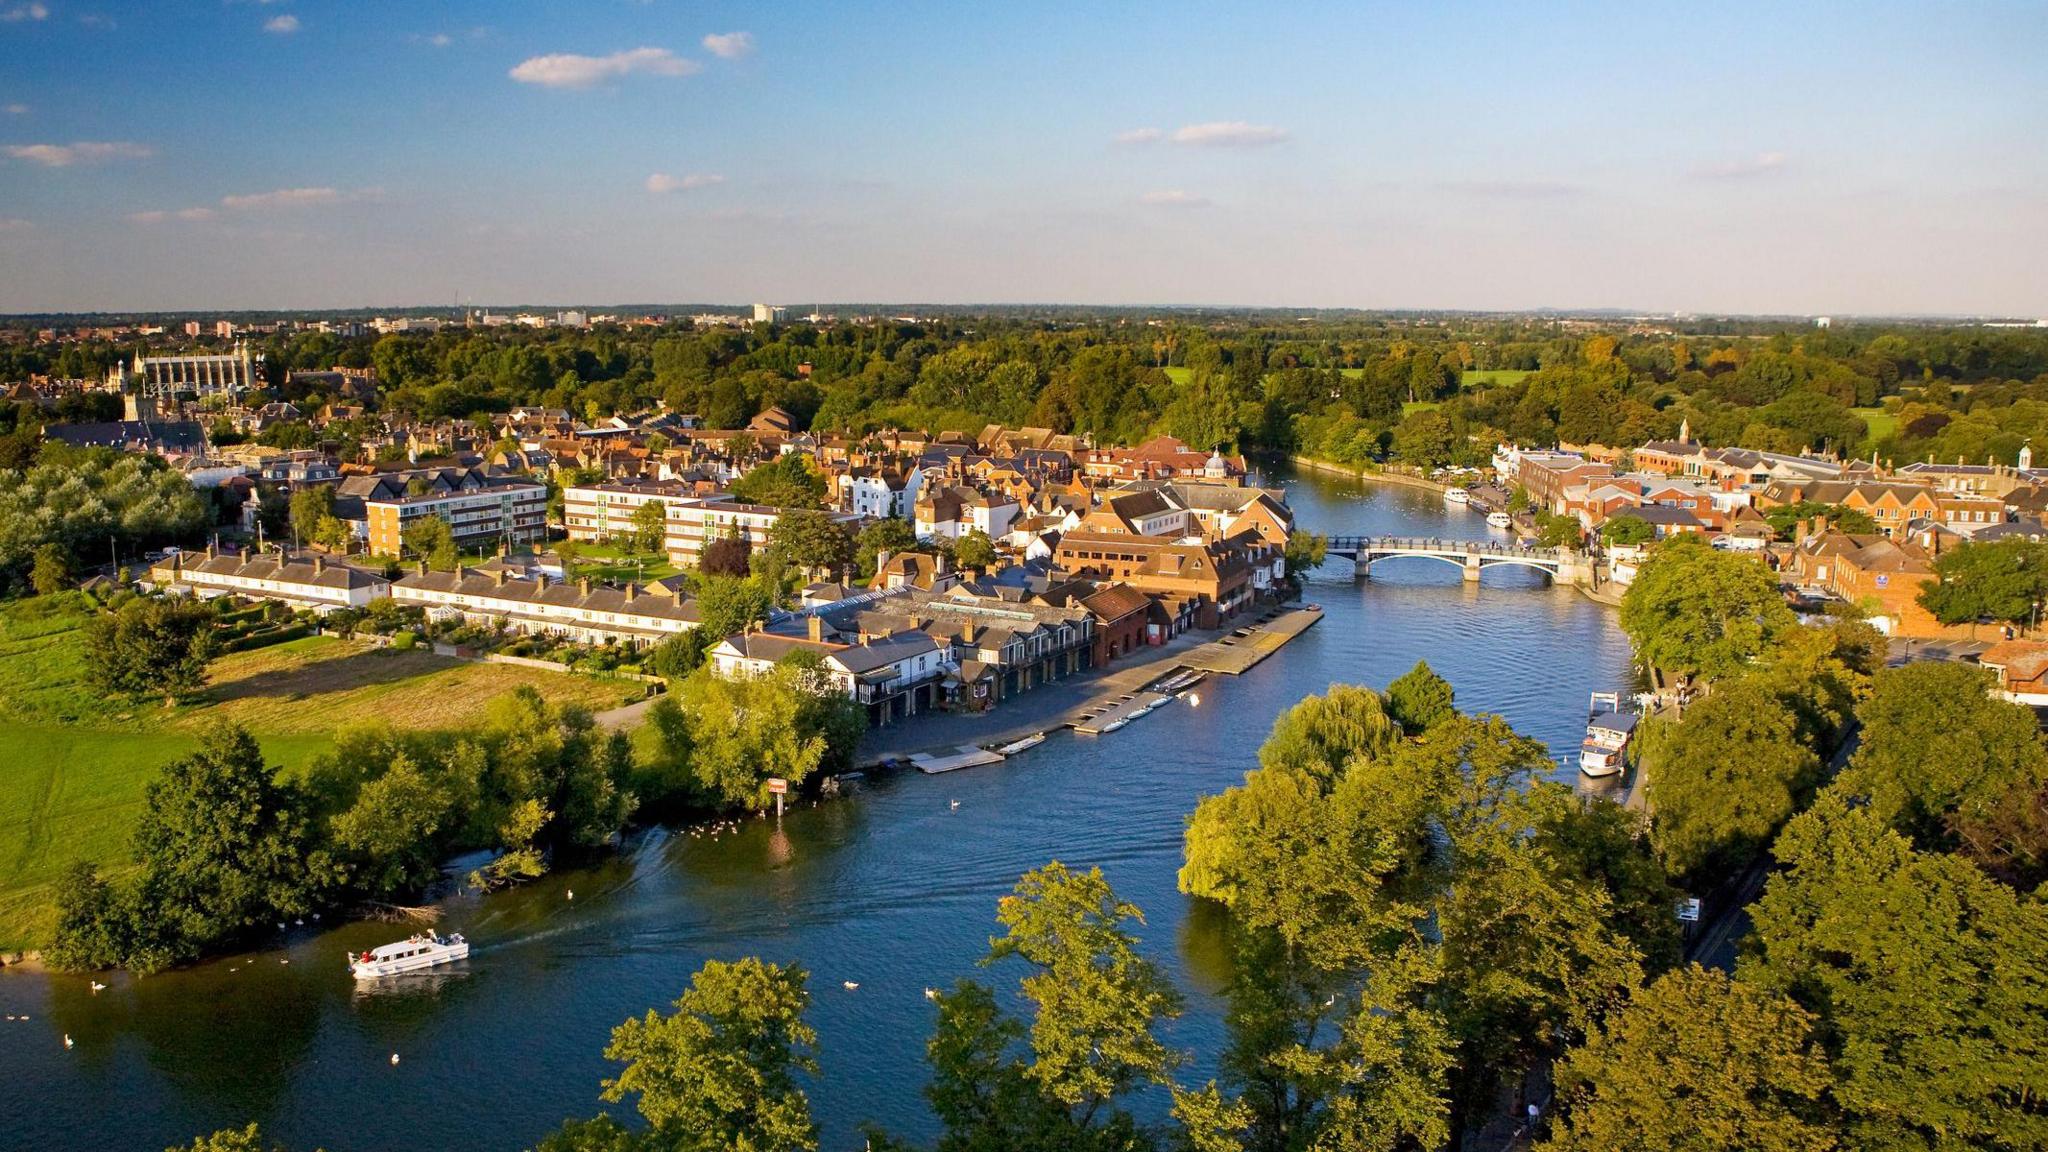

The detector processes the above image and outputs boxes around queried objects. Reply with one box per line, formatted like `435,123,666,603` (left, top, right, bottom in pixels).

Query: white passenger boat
1442,487,1472,505
349,930,469,979
1486,511,1513,529
1579,692,1638,778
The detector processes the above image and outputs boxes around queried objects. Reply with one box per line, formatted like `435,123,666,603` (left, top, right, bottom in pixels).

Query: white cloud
423,32,451,47
219,186,380,209
1169,121,1289,147
263,13,298,34
646,172,724,194
1692,150,1788,179
1114,127,1162,146
2,103,26,115
701,31,753,59
77,13,114,29
129,206,218,223
1139,189,1209,207
1,3,49,22
5,140,152,167
509,46,699,90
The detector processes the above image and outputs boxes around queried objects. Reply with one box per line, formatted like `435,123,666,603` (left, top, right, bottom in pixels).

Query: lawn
1460,369,1534,388
564,540,679,584
0,596,638,951
1852,406,1898,442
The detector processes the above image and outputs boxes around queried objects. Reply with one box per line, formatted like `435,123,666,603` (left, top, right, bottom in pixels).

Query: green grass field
564,541,678,584
1852,406,1898,442
0,595,637,950
1460,369,1534,388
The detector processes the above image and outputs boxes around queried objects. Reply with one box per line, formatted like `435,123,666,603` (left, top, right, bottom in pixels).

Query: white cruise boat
349,931,469,979
1442,487,1472,505
1580,692,1638,778
1486,511,1513,529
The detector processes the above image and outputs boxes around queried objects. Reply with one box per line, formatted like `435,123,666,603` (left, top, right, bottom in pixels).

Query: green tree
675,664,832,808
954,528,998,571
768,509,856,578
1534,510,1581,548
1640,678,1821,879
48,723,333,972
30,541,71,595
1762,500,1877,541
600,957,819,1152
918,863,1184,1152
730,455,826,509
694,575,774,639
855,516,918,578
1842,661,2048,887
1386,660,1456,735
43,861,135,971
1542,966,1836,1152
629,499,668,554
1597,515,1654,547
401,513,458,570
168,1125,296,1152
84,595,215,704
1744,793,2048,1152
1392,409,1457,469
1282,531,1326,578
288,484,336,547
1918,537,2048,626
328,751,457,896
1619,542,1794,688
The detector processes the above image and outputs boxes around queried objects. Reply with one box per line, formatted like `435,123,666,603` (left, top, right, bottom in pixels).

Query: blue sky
0,1,2042,314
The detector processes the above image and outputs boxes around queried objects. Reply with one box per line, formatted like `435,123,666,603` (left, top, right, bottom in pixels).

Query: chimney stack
493,567,506,587
417,560,428,576
313,555,325,575
579,576,591,596
808,614,824,643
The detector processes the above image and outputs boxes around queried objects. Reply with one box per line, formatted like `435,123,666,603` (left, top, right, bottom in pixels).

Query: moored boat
349,930,469,979
994,732,1046,756
1579,692,1637,778
1486,511,1513,529
1442,487,1472,505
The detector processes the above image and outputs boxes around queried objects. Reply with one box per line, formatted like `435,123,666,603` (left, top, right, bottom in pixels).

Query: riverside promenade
860,603,1324,765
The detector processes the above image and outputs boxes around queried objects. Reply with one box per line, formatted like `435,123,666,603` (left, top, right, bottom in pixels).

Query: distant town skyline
0,1,2042,316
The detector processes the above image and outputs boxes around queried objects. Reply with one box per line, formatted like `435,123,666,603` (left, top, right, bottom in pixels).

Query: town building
359,468,549,557
149,547,389,610
392,567,699,645
561,479,703,543
106,344,262,399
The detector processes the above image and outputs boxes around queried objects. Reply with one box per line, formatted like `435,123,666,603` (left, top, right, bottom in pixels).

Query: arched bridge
1321,536,1594,586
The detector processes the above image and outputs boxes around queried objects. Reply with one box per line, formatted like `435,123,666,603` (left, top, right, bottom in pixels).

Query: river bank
1287,453,1449,493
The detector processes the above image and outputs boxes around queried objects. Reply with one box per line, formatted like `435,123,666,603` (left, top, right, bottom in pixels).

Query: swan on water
90,981,106,993
63,1034,73,1049
949,799,960,810
843,981,859,991
390,1053,401,1065
924,988,938,1001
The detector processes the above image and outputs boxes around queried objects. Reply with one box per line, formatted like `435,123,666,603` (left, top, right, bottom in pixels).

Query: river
0,462,1635,1152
